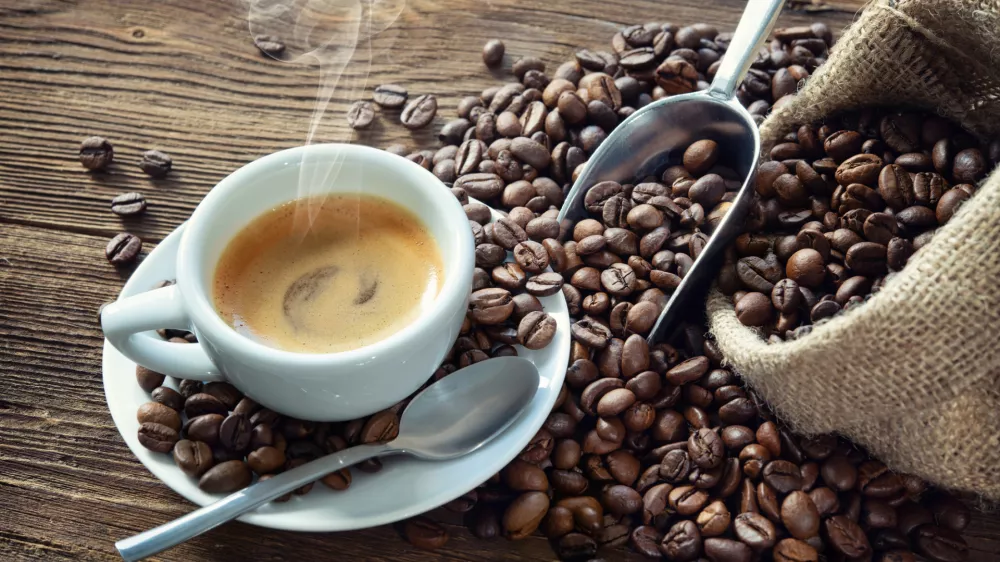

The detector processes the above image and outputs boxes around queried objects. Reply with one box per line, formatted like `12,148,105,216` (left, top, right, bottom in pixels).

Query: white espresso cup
101,144,474,421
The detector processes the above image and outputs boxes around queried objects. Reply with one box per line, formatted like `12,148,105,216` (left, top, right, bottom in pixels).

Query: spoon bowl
396,357,541,460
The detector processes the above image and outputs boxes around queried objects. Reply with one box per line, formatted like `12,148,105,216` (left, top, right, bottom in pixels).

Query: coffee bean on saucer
401,94,437,129
402,516,449,550
219,413,252,452
184,393,229,418
247,446,286,475
360,410,400,444
110,192,147,216
106,232,142,265
184,413,223,445
137,422,179,453
173,439,214,477
151,386,184,411
203,382,242,410
199,459,252,493
373,84,408,109
347,101,376,129
178,379,203,399
135,366,165,393
79,136,113,170
139,150,172,177
137,401,181,431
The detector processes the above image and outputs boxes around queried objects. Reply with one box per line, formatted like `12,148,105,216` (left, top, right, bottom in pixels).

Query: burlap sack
707,0,1000,499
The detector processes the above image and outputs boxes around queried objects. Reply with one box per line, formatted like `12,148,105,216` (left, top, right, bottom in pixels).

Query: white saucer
102,220,570,532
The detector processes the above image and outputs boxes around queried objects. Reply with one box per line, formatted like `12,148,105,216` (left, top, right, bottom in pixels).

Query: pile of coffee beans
134,343,398,494
720,109,1000,339
453,329,973,562
367,20,834,191
349,21,972,561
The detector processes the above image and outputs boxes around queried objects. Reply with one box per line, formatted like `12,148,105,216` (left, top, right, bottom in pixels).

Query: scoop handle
708,0,787,101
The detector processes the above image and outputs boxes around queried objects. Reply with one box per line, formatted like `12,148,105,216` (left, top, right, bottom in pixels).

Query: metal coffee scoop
558,0,786,343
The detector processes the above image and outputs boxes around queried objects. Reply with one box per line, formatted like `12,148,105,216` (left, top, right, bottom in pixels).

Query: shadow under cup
177,144,474,420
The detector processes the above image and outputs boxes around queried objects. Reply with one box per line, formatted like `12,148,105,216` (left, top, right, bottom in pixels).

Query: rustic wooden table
1,0,998,560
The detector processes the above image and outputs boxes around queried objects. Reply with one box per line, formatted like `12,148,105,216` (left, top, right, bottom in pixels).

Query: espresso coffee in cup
213,194,443,353
102,143,473,420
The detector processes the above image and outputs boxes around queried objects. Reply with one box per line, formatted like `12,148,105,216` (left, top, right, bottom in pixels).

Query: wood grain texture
1,0,998,560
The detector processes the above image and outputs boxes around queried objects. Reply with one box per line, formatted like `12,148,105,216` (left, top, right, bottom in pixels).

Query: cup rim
175,143,474,365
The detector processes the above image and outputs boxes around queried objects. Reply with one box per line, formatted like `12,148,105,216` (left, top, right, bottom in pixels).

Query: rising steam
246,0,405,232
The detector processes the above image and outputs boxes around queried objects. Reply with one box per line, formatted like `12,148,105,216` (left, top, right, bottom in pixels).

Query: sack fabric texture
707,0,1000,499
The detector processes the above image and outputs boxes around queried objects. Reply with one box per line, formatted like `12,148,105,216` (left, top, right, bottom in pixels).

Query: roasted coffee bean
401,94,437,129
824,515,871,559
571,316,612,349
359,410,400,444
403,516,450,550
519,429,554,464
697,500,731,537
734,512,777,550
106,232,142,265
953,148,987,183
137,422,178,453
218,413,251,452
857,460,903,498
79,136,115,170
503,459,549,492
184,393,228,418
170,438,214,478
482,39,505,67
139,150,173,178
773,538,818,562
372,83,407,108
136,366,165,393
198,382,239,410
781,491,820,539
503,491,550,539
110,192,146,216
661,519,702,561
185,413,223,445
346,100,376,129
557,532,598,560
913,525,968,562
151,386,184,411
196,460,252,496
246,446,285,475
688,428,724,469
735,292,772,327
763,460,804,493
704,538,752,562
470,287,514,325
517,311,557,349
176,380,204,400
439,119,471,145
631,525,663,558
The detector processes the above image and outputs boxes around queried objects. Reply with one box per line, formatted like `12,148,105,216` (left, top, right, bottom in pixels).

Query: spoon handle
115,442,393,561
708,0,786,101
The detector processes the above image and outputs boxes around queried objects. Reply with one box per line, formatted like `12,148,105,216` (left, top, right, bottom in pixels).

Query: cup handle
101,285,224,382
